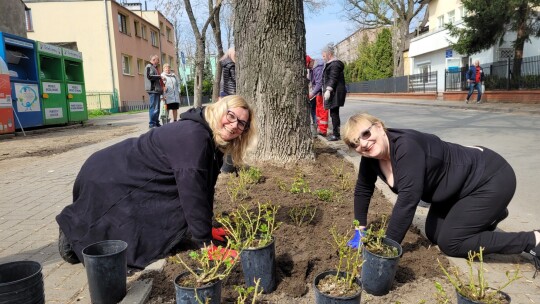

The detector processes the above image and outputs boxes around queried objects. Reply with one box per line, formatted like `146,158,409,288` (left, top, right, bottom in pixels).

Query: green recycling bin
37,42,68,125
62,48,87,122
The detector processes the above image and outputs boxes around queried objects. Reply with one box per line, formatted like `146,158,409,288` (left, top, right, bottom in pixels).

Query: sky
146,1,354,58
304,5,354,58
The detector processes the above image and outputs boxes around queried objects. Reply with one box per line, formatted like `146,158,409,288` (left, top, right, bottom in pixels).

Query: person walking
322,44,346,141
465,60,485,104
56,95,257,269
161,63,181,122
144,55,163,128
306,55,328,136
342,112,540,274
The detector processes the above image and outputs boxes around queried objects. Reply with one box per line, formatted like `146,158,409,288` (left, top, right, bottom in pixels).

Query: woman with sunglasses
343,113,540,271
56,95,257,269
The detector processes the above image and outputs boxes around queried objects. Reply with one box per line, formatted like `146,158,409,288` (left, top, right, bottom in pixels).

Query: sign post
180,51,191,107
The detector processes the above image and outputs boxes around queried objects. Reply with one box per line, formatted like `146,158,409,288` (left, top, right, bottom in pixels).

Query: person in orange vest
306,55,329,136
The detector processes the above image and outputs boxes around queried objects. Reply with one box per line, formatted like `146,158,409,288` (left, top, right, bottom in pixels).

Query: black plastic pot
221,154,235,173
361,237,403,296
240,238,276,293
0,260,44,304
174,271,221,304
313,270,362,304
82,240,128,304
456,288,511,304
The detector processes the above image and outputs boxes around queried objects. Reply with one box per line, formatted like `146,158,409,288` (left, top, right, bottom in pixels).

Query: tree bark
210,0,224,101
234,0,314,164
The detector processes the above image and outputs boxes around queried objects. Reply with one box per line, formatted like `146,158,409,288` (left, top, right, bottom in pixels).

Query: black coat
323,59,346,109
221,58,236,95
56,108,223,268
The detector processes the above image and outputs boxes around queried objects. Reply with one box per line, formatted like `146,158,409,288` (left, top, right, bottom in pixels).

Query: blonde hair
204,95,257,165
162,63,171,69
220,47,236,63
342,113,387,147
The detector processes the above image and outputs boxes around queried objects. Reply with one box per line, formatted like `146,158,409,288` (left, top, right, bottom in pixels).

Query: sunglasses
226,110,249,131
347,123,375,149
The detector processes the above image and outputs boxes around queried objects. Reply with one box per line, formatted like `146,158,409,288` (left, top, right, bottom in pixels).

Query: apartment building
409,0,540,92
335,28,380,64
24,0,176,106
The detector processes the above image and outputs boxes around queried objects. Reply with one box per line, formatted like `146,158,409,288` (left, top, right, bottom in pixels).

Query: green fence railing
86,90,119,113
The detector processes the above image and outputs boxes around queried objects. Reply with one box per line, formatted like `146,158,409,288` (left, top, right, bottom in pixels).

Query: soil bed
145,139,456,303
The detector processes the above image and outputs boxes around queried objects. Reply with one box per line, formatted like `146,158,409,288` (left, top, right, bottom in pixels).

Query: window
134,21,141,37
141,24,147,39
447,10,455,25
137,58,144,74
169,56,174,68
151,30,158,47
118,13,129,34
122,54,132,75
25,10,34,32
166,27,172,42
159,22,165,35
161,53,166,65
459,6,466,19
437,15,444,29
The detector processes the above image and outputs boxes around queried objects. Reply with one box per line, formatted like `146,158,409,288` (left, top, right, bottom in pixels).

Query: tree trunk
234,0,314,164
512,1,528,86
210,0,224,102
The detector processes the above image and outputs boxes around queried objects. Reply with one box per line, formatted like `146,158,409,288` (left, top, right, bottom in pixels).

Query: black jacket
323,59,346,109
144,64,163,94
56,107,223,268
353,129,493,244
221,58,236,95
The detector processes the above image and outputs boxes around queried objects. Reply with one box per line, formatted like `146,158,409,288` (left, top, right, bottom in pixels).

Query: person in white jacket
161,63,181,122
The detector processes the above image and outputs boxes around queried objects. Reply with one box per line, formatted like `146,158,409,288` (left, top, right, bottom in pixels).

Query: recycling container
0,56,14,134
62,48,87,122
37,42,67,125
0,32,43,129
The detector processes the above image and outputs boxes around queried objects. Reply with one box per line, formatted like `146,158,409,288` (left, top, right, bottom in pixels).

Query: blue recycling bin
0,32,43,129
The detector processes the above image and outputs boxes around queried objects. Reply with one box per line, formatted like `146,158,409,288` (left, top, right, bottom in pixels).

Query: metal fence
86,91,119,112
347,72,437,93
445,55,540,91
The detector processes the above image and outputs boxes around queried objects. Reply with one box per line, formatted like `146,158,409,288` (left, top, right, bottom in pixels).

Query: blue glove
347,228,366,249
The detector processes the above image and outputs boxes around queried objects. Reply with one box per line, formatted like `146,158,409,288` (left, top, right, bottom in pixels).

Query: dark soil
144,139,454,303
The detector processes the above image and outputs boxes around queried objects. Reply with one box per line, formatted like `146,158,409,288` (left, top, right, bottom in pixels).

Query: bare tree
234,0,314,164
209,0,224,101
303,0,328,13
184,0,222,107
343,0,428,76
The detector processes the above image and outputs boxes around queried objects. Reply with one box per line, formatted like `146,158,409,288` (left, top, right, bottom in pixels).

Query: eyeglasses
347,123,375,149
226,110,249,131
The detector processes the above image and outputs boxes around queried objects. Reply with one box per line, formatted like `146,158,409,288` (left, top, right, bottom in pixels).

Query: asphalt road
341,99,540,233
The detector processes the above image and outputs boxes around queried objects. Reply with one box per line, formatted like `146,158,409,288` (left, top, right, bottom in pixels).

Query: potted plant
437,247,520,304
172,244,237,304
360,215,403,296
217,202,281,293
313,225,363,304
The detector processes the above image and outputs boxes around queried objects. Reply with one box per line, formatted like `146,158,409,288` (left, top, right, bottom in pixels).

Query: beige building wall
335,28,380,63
139,11,176,71
25,0,177,105
428,0,463,32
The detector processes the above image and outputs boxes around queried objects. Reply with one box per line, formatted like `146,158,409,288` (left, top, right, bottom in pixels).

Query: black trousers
330,107,340,137
425,148,535,257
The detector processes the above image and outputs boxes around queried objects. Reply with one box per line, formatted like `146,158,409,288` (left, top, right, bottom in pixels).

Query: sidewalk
0,100,538,303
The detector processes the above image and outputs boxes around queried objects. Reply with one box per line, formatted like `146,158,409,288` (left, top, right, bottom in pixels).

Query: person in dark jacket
322,43,346,141
144,55,163,128
220,48,236,97
56,95,257,269
465,60,485,104
342,112,540,273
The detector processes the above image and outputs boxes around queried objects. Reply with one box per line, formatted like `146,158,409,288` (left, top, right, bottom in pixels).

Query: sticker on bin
68,84,82,94
43,82,61,94
38,43,62,56
63,48,82,60
14,83,40,112
70,102,84,112
45,108,63,119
